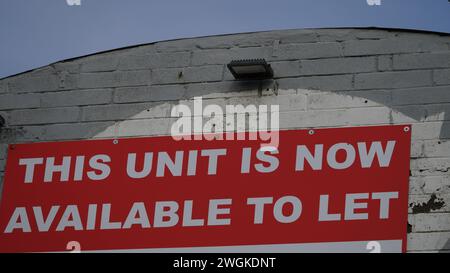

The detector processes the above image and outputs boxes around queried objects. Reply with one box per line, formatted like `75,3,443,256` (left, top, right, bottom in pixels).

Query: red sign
0,125,411,253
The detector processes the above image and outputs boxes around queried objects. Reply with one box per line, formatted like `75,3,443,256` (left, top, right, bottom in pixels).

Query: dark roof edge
2,26,449,80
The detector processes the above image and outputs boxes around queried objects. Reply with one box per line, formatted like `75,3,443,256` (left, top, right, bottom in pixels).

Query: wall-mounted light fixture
227,59,273,80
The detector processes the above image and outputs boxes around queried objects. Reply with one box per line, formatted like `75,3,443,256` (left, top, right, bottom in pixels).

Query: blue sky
1,0,449,78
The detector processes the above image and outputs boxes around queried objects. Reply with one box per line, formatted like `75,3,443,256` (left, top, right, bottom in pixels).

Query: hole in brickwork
407,222,412,233
0,115,5,128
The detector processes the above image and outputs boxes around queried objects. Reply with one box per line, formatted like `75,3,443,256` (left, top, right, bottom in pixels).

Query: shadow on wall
2,78,450,141
440,239,450,253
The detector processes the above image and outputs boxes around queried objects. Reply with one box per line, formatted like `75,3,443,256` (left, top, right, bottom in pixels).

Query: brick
308,90,391,110
411,122,450,140
184,81,265,99
0,93,40,110
378,55,392,71
132,103,174,119
118,55,151,71
392,86,450,106
299,57,376,76
410,140,424,159
82,103,154,122
9,107,80,125
410,176,450,195
9,74,60,93
393,52,450,70
42,122,116,141
117,53,191,71
151,68,183,85
114,85,185,103
115,118,177,137
270,61,302,78
424,140,450,157
411,158,450,171
60,74,79,90
183,65,223,83
175,97,226,115
408,232,450,251
225,94,307,113
5,125,46,142
355,70,432,90
434,69,450,85
80,56,119,72
53,62,81,74
280,107,390,129
343,38,448,56
409,177,428,195
152,65,223,84
148,52,191,69
411,158,450,176
277,75,353,91
273,42,342,60
41,89,113,107
82,102,174,122
413,213,450,232
78,71,151,89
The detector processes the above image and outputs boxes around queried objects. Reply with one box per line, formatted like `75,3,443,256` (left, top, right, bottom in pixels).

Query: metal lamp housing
227,59,274,80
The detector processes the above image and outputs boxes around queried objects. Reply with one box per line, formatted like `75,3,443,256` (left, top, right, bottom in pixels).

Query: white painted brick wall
0,28,449,252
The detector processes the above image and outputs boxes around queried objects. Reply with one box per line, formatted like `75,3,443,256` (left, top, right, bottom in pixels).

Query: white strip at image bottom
77,240,402,253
